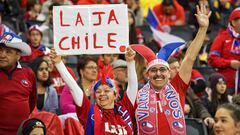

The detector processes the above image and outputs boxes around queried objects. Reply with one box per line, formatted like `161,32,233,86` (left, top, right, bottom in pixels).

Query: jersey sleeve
76,94,91,129
208,33,231,68
119,93,135,119
170,73,189,106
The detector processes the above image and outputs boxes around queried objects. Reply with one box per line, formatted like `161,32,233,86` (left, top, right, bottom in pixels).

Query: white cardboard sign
53,4,129,55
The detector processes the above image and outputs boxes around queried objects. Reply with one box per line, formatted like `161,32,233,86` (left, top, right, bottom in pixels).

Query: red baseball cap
229,8,240,21
28,25,42,36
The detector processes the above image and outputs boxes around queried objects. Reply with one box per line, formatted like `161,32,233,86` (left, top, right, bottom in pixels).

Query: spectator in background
60,55,98,114
128,10,144,45
168,57,214,128
185,88,215,128
169,55,207,97
21,25,50,62
48,55,77,114
23,0,42,22
41,3,60,48
153,0,185,27
124,0,144,26
41,0,72,21
97,54,114,79
214,103,240,135
50,55,77,95
77,0,109,4
1,0,24,19
208,8,240,95
42,55,54,72
30,57,58,113
76,55,98,99
20,0,46,9
112,59,128,100
202,73,229,117
17,118,46,135
128,10,138,45
0,32,36,135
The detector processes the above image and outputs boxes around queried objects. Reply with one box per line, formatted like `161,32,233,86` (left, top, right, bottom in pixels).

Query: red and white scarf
93,104,133,135
136,82,186,135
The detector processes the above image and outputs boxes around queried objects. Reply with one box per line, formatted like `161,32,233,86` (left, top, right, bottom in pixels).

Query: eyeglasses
149,67,168,73
85,66,98,70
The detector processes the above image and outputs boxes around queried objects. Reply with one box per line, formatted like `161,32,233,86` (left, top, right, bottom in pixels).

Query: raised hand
125,46,136,62
230,60,240,69
49,49,62,64
195,3,211,28
204,117,215,128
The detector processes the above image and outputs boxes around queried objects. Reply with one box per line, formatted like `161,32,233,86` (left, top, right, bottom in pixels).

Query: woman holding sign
50,47,138,135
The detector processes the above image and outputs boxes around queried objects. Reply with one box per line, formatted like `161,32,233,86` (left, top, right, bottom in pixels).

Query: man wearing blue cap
0,32,37,135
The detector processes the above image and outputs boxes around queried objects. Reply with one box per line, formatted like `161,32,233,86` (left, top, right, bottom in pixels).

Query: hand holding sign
125,46,136,62
50,49,62,65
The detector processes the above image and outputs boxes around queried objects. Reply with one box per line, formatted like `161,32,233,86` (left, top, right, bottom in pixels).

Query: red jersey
0,63,37,135
153,0,185,26
97,58,114,79
208,29,240,89
21,45,47,62
50,67,77,95
76,94,135,135
151,74,188,135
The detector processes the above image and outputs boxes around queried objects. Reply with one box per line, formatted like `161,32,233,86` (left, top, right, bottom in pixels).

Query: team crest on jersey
172,121,184,133
141,121,155,133
21,80,30,87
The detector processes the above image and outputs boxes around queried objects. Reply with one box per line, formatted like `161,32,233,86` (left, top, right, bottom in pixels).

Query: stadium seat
64,117,84,135
185,118,208,135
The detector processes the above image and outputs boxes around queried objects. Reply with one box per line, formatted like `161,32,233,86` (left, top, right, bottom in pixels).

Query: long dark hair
30,57,52,87
209,73,229,115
